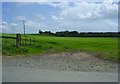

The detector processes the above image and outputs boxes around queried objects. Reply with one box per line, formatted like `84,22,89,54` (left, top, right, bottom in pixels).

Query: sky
1,0,119,34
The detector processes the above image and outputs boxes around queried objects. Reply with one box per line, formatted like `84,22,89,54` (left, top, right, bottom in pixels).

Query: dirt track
3,52,118,72
2,52,118,82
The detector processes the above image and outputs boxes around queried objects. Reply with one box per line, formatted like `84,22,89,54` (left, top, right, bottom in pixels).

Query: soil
2,52,118,72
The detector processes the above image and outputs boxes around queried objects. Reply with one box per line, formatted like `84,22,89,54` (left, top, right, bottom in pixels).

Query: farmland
2,33,119,62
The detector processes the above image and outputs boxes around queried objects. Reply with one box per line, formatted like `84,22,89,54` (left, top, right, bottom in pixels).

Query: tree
39,30,43,34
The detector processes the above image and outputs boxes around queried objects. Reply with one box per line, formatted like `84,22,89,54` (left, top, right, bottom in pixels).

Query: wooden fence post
20,34,21,46
16,34,21,47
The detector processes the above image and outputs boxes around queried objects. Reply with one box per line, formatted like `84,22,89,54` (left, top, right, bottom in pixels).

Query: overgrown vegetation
2,33,119,62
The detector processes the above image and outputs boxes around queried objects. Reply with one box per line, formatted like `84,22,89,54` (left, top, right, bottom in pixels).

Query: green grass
2,33,119,62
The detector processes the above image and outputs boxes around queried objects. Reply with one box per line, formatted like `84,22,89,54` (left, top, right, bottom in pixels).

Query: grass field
1,33,119,62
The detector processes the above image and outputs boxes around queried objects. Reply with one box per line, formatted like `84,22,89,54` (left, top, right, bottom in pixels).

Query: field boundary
1,34,35,47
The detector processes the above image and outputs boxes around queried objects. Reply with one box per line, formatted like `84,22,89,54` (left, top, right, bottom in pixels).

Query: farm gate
1,34,35,47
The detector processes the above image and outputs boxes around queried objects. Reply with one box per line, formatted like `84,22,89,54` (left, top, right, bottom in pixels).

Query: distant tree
55,31,79,37
43,31,54,35
39,30,119,37
39,30,43,34
69,31,79,37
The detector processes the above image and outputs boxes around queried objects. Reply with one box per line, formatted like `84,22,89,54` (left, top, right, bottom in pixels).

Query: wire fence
1,34,35,47
20,35,35,46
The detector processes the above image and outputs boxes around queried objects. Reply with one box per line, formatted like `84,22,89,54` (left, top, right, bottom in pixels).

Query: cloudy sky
2,0,119,34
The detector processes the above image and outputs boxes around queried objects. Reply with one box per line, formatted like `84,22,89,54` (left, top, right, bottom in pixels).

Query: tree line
39,30,120,37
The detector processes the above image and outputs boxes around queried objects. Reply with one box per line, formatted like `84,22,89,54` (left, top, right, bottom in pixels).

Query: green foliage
2,34,119,62
39,30,120,37
2,39,29,56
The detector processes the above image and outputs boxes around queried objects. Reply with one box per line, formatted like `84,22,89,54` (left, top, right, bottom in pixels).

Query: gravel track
2,52,118,72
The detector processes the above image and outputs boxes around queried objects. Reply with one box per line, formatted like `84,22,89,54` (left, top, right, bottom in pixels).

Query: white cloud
52,15,63,20
10,23,18,27
2,0,118,33
39,0,117,21
59,1,118,20
2,0,120,2
2,21,10,33
1,22,20,33
78,13,92,19
1,15,50,33
98,1,118,19
26,20,47,29
52,15,59,20
103,0,114,4
35,14,45,20
1,20,49,34
49,0,118,32
38,2,72,9
14,16,26,21
1,22,8,26
38,2,58,7
19,20,50,33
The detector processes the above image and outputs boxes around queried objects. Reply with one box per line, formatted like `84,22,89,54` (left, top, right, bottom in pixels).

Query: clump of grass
47,41,58,45
2,45,29,56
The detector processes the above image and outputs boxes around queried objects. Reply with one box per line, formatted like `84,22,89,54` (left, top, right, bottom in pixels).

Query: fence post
20,34,21,46
16,34,21,47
